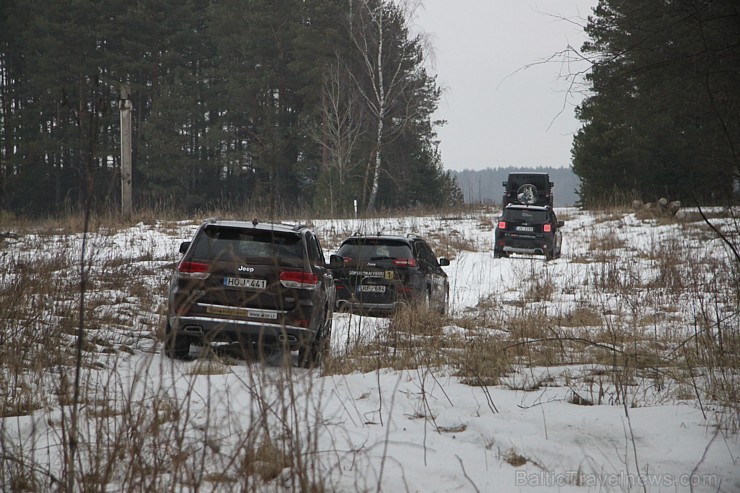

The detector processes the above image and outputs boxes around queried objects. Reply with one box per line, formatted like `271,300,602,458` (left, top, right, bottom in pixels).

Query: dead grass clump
524,276,555,303
243,438,291,482
478,215,495,231
444,232,477,253
500,447,532,468
0,381,44,417
505,310,551,341
326,305,452,374
568,391,594,406
590,261,639,291
188,357,231,376
389,302,446,337
589,231,626,252
556,306,603,328
591,208,628,224
453,334,509,387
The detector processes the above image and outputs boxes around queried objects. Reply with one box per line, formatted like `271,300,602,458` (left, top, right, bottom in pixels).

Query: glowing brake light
498,221,507,229
178,261,210,279
392,258,417,267
280,271,319,289
543,224,552,233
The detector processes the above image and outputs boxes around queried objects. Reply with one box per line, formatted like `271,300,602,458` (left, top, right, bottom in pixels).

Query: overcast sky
413,0,597,171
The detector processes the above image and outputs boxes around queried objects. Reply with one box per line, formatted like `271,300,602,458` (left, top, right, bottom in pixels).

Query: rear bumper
169,312,315,349
498,232,554,257
336,298,397,315
503,245,548,255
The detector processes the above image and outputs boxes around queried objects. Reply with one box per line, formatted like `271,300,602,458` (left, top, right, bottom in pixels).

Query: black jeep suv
165,219,335,366
494,204,564,260
502,172,554,207
331,234,450,315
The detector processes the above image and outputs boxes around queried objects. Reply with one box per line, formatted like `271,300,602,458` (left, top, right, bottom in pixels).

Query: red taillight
543,224,552,233
343,257,353,263
177,261,210,279
392,258,417,267
280,271,319,289
498,221,507,229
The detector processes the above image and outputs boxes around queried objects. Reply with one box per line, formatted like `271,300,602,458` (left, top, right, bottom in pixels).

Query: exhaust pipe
184,326,204,334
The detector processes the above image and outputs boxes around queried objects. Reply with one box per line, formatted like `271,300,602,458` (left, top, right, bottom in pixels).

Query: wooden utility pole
119,84,133,217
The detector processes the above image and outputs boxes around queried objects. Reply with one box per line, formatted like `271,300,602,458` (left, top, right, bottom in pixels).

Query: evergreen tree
0,0,455,216
573,0,740,206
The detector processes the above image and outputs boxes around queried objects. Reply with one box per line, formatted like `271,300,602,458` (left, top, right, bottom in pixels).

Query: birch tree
312,60,365,215
348,0,426,212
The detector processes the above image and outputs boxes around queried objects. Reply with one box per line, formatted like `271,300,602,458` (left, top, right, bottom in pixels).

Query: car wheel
422,288,432,309
299,310,332,368
437,286,449,315
164,322,192,360
494,249,508,258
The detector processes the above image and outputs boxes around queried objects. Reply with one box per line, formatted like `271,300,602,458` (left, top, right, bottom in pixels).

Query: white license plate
516,226,534,232
223,277,267,289
247,309,278,320
360,285,386,293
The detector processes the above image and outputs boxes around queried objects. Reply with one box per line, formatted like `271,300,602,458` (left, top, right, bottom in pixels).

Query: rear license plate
359,284,386,293
516,226,534,232
247,309,278,320
223,277,267,289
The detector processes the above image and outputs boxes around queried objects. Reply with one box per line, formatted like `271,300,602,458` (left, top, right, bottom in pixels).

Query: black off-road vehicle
331,234,450,315
494,204,564,260
502,172,554,207
165,219,335,367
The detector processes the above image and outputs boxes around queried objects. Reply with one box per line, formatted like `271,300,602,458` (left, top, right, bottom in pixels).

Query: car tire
494,249,508,259
437,286,449,315
164,323,192,360
299,309,332,368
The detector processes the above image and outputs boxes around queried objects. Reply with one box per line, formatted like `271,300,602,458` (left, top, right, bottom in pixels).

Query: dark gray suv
165,219,335,367
494,205,564,260
331,234,450,315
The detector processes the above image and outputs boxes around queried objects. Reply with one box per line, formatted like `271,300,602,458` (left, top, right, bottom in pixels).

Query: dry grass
0,204,738,490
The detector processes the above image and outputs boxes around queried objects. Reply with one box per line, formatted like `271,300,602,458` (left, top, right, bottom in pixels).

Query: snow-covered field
1,207,738,492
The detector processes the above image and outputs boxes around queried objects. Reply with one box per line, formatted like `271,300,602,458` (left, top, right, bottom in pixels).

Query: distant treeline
451,167,580,207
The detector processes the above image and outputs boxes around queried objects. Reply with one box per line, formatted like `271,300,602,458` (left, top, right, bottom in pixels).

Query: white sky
414,0,597,171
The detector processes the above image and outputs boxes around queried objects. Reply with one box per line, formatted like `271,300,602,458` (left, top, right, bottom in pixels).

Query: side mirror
179,241,191,254
557,221,564,228
502,181,508,187
329,254,345,268
438,257,450,267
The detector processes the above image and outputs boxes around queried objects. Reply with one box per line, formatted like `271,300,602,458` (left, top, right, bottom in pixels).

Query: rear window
503,209,548,223
338,239,413,260
191,226,304,266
